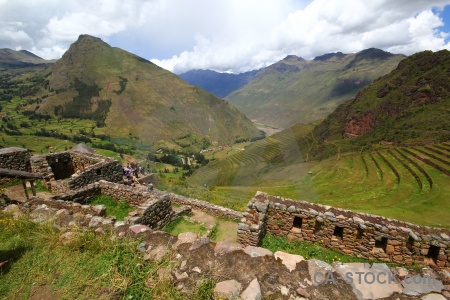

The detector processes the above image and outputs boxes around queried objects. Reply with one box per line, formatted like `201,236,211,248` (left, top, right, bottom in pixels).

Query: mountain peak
313,52,346,61
283,55,304,62
355,48,394,60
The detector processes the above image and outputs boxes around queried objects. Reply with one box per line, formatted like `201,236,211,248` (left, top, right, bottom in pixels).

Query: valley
1,37,449,229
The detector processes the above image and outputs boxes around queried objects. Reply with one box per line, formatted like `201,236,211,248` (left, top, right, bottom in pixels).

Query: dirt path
3,184,54,202
190,209,216,226
190,209,238,242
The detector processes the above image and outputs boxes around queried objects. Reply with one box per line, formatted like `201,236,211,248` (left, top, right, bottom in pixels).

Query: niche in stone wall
355,228,364,240
314,220,323,233
406,236,415,250
426,245,440,264
292,216,303,229
374,236,388,252
333,226,344,240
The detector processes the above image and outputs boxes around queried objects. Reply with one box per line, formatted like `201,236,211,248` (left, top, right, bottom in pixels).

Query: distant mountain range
179,69,258,98
179,49,405,129
226,49,406,129
0,48,54,68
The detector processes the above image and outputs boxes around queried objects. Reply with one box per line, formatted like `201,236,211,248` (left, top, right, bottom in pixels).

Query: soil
28,285,60,300
190,209,216,226
3,184,54,203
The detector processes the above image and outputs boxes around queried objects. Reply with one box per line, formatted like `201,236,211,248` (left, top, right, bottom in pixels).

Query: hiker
148,183,154,191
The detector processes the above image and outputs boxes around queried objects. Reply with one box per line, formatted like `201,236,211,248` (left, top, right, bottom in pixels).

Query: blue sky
1,0,450,73
438,5,450,38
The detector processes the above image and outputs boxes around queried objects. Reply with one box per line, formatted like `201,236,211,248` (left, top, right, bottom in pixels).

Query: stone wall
53,180,174,230
0,147,31,172
30,151,122,193
237,192,450,269
148,189,243,221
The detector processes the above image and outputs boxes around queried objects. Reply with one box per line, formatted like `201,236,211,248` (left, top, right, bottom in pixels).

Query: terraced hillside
189,138,450,227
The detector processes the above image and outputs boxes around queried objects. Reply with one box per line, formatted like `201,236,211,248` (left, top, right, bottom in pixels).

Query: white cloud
1,0,450,73
154,0,450,73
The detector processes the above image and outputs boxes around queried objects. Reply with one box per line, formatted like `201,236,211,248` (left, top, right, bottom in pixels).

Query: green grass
162,216,208,237
89,195,133,221
262,233,372,264
0,213,216,299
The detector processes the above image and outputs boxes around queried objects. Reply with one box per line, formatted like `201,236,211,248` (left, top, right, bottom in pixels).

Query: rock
395,267,409,278
2,204,19,213
335,263,402,299
244,246,273,258
241,278,261,300
296,287,310,298
92,204,106,216
172,232,198,250
138,242,148,252
129,224,152,234
114,221,126,228
192,267,201,273
189,237,210,251
174,271,188,281
274,251,304,272
88,216,103,228
144,245,167,261
94,227,104,234
308,259,332,286
402,275,445,295
55,209,70,217
421,294,447,300
180,260,187,270
214,280,242,299
280,286,290,296
214,241,242,256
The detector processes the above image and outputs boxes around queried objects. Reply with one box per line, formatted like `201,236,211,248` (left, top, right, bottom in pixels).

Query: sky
1,0,450,74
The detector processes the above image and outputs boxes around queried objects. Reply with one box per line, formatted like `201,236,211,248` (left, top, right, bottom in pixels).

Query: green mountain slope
38,35,261,148
226,49,405,128
313,49,450,159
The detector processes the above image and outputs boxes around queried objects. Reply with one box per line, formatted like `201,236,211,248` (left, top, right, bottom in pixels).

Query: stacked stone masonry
30,150,122,193
54,180,241,228
148,189,243,221
53,180,174,230
237,192,450,269
0,147,31,171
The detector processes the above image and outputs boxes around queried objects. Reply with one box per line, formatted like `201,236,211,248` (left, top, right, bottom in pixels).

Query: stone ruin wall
148,189,243,221
0,147,31,184
53,180,243,229
30,151,123,193
53,180,174,230
237,192,450,269
0,147,31,171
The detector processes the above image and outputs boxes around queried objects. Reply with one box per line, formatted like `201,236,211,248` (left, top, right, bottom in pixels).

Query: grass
0,213,215,299
89,195,134,221
33,180,50,193
162,216,208,237
262,233,372,264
